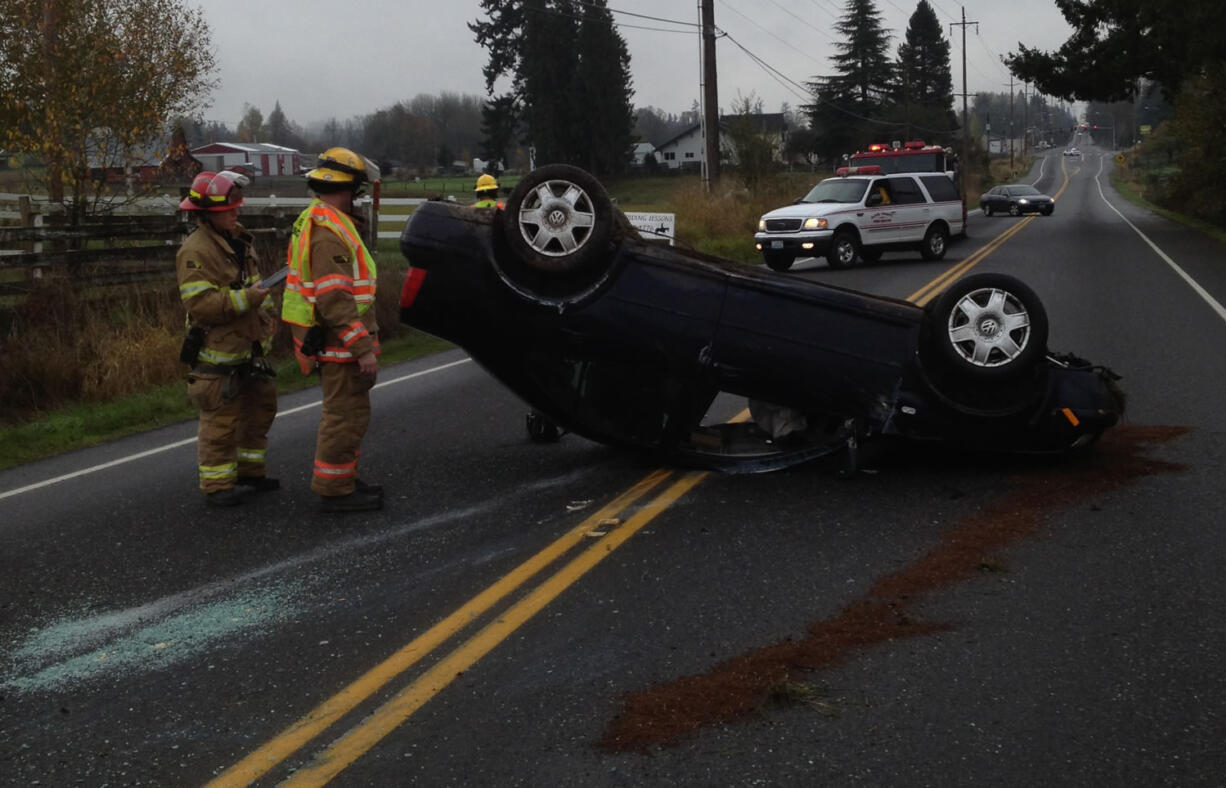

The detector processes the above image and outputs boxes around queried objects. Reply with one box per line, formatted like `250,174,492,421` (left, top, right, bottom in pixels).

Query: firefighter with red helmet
176,170,279,506
282,147,384,512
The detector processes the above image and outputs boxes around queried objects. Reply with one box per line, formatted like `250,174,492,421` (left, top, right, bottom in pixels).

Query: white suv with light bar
754,166,965,271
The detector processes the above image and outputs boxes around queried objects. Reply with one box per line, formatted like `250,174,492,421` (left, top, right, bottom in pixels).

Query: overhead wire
721,30,927,131
519,1,695,34
716,0,834,60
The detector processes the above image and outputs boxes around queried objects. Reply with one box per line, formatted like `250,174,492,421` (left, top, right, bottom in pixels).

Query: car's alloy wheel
1009,203,1021,216
927,273,1049,380
983,204,993,217
920,225,948,261
827,231,858,269
503,164,613,274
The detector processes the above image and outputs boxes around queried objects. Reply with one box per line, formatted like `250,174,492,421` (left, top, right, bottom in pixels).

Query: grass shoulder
1109,168,1226,244
0,332,452,472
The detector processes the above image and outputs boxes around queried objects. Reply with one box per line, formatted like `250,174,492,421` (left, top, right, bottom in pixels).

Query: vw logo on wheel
979,317,1001,337
547,208,567,227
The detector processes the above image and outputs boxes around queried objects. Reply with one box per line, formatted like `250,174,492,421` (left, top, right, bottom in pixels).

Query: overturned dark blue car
399,165,1123,472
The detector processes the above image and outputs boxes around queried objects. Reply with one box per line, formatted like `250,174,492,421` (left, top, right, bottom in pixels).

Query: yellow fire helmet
475,173,499,192
306,147,381,190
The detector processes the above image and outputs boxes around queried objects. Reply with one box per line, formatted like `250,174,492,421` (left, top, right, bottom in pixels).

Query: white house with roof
654,124,707,171
653,113,791,171
190,142,302,177
630,142,657,167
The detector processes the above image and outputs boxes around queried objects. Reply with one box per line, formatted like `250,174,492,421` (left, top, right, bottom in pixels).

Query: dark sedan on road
980,184,1055,217
398,165,1122,472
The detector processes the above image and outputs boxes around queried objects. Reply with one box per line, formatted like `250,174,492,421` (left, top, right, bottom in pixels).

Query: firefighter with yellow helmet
282,147,384,512
176,169,279,506
473,173,501,209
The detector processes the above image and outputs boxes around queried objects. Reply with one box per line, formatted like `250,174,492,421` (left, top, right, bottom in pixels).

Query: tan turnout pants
188,371,278,493
311,362,372,497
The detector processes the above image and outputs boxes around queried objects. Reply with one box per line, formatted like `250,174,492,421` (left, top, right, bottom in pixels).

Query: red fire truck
847,140,954,174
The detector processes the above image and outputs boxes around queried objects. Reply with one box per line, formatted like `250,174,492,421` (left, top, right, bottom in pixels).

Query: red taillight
399,266,427,308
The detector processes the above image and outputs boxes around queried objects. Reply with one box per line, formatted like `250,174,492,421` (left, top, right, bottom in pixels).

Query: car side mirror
865,193,883,207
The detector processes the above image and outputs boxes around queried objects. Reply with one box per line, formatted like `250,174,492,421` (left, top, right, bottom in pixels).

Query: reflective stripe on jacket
176,222,276,366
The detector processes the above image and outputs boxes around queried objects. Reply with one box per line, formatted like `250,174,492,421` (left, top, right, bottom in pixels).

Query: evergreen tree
470,0,636,175
803,0,895,163
516,0,581,165
266,102,291,146
576,0,634,175
893,0,956,143
480,94,519,171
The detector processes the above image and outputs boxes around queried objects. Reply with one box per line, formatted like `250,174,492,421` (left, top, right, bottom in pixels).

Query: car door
884,176,928,243
860,178,899,246
985,186,1003,212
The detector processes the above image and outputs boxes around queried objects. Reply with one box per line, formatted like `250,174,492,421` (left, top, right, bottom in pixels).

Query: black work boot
319,488,383,513
237,475,280,492
353,478,383,495
206,487,247,507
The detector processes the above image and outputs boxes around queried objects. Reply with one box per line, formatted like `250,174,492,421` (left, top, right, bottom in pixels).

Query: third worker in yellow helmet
473,173,501,209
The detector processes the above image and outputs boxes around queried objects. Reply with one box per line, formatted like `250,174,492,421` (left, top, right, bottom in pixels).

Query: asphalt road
3,142,1225,787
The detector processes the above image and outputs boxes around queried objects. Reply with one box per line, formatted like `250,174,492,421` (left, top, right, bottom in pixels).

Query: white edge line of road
0,357,472,502
1095,155,1226,324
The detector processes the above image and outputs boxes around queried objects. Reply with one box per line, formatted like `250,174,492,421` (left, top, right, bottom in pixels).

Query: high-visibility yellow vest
282,199,377,327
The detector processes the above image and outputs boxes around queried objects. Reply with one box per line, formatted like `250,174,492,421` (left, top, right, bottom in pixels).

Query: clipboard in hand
260,266,289,289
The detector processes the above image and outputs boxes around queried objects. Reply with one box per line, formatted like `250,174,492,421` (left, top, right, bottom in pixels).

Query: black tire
983,204,993,217
826,231,859,269
763,251,796,271
1008,202,1021,217
1041,206,1054,215
920,225,949,261
502,164,613,274
926,273,1049,381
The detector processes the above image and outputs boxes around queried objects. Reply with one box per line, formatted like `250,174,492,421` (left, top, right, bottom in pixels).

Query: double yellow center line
910,159,1071,307
206,468,706,786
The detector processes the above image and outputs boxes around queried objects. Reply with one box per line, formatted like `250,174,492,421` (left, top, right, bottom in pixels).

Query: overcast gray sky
196,0,1080,130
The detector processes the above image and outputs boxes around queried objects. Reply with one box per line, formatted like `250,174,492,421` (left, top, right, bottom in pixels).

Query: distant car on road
1063,147,1082,157
980,184,1055,217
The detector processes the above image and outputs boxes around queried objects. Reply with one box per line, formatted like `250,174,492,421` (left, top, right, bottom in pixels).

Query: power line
717,0,834,62
580,1,699,28
720,31,952,132
520,3,694,35
763,0,834,41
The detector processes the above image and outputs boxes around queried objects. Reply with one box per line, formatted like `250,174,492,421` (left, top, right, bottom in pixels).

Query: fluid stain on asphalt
598,425,1190,753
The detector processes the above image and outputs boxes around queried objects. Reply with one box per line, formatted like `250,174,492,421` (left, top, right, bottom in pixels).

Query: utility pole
700,0,720,190
950,7,977,202
1022,82,1028,158
1008,73,1014,173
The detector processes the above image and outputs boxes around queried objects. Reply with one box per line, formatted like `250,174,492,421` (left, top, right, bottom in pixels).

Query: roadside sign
1116,154,1126,165
625,211,675,245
